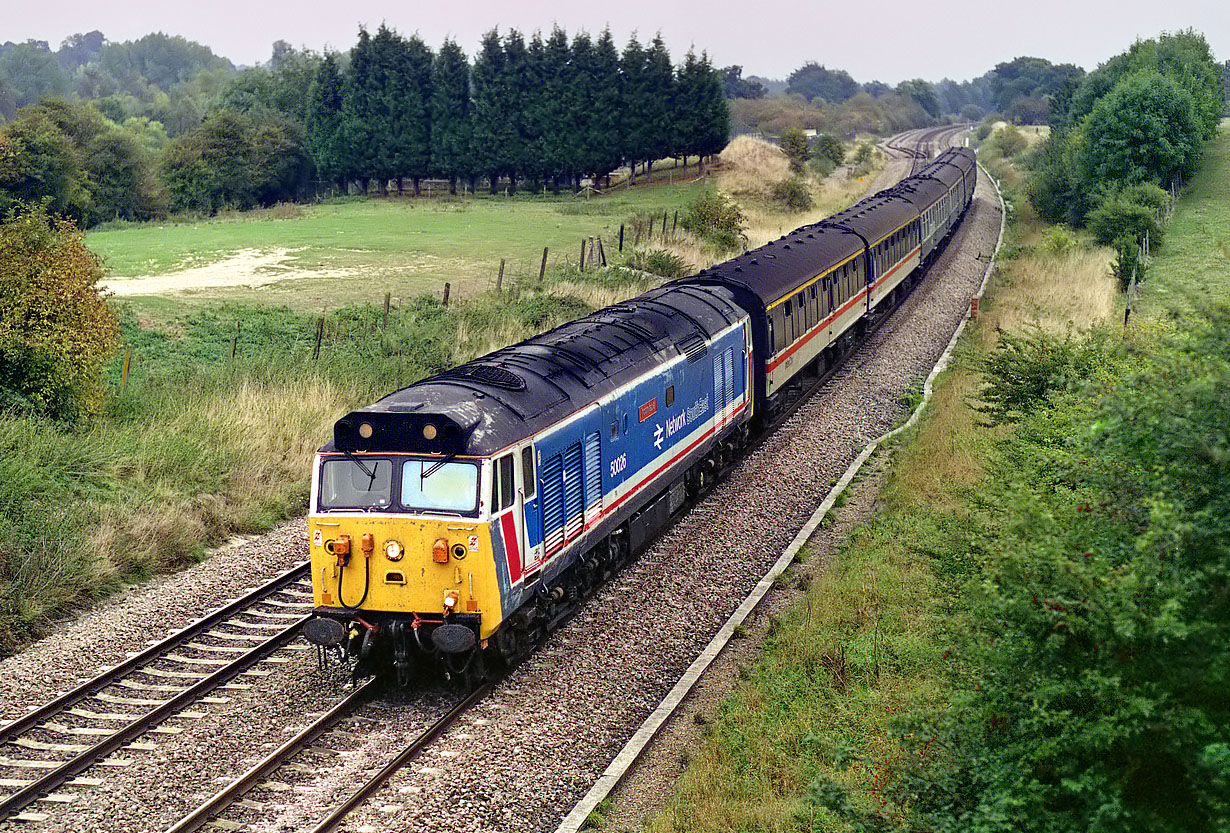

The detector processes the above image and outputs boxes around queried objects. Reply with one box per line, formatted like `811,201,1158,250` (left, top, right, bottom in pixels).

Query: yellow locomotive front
303,443,506,684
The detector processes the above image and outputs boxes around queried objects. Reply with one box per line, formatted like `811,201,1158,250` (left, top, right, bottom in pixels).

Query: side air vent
447,364,525,390
678,334,708,364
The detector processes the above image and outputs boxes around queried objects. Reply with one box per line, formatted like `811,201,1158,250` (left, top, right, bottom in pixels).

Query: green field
1139,119,1230,323
88,179,708,318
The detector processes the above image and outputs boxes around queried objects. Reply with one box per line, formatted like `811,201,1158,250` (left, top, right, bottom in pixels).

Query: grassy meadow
1,138,884,653
639,127,1227,830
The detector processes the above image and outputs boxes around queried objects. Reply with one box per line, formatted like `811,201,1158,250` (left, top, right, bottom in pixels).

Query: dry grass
646,136,882,270
88,375,353,578
717,135,794,197
993,248,1116,333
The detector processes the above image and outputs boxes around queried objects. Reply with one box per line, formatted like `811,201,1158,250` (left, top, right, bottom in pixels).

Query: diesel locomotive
302,147,977,683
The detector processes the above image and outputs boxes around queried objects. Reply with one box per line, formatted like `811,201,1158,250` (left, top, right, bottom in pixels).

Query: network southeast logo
653,394,710,449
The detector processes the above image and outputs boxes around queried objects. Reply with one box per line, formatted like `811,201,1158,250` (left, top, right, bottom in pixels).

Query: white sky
10,0,1230,83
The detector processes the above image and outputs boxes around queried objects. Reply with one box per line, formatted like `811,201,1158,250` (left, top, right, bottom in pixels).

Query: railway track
0,562,313,822
164,681,486,833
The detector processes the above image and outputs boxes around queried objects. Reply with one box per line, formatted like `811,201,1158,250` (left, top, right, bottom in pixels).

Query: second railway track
0,562,313,822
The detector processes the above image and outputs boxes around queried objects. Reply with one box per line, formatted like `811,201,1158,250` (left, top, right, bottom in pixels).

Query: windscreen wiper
344,451,378,486
422,454,457,480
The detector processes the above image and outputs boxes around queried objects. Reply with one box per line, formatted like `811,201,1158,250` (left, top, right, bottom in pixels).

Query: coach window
521,446,535,497
666,385,675,407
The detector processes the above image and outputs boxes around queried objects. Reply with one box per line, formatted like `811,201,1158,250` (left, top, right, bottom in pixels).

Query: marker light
423,423,438,440
359,422,373,439
384,540,403,561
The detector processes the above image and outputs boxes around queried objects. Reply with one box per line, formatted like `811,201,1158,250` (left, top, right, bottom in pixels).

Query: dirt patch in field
101,248,350,296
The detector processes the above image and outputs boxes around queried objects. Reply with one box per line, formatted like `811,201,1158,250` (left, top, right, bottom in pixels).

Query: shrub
779,127,810,173
976,326,1116,424
808,155,836,178
621,248,692,278
770,176,814,211
1112,233,1145,290
814,133,845,166
1086,193,1163,247
0,204,119,419
1039,226,1076,257
680,188,748,252
993,124,1028,157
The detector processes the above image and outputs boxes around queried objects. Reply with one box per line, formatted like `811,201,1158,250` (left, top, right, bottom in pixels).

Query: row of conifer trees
305,26,730,195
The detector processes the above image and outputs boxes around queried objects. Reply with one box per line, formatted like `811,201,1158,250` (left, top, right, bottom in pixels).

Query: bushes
769,176,813,211
992,123,1028,157
620,247,692,278
778,127,809,173
680,187,747,251
1087,195,1162,247
0,204,119,419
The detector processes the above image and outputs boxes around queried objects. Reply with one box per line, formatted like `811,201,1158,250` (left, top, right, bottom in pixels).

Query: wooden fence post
442,282,451,306
539,247,549,282
579,238,586,271
597,237,607,267
619,224,625,252
313,317,324,361
648,216,654,238
497,258,505,293
231,320,240,358
662,210,668,240
383,292,391,329
672,210,678,235
121,350,131,391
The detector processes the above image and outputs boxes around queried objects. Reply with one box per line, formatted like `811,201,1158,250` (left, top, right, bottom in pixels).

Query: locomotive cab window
320,458,392,510
400,459,479,514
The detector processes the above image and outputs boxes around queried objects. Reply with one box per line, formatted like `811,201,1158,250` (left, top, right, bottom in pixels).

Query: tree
786,63,858,103
381,29,433,194
779,127,809,173
470,29,517,194
0,109,89,219
0,43,70,110
895,79,940,119
719,65,765,99
340,27,380,194
640,35,676,177
0,203,119,418
429,39,472,194
306,52,346,192
248,112,311,205
581,29,623,185
1077,70,1202,190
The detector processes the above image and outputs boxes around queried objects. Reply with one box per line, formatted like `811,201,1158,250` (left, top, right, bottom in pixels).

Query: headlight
384,540,403,561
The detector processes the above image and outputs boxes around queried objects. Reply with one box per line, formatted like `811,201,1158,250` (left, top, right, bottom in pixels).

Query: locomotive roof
325,283,745,457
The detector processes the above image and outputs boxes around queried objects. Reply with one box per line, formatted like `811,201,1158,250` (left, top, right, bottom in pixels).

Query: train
302,146,978,684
